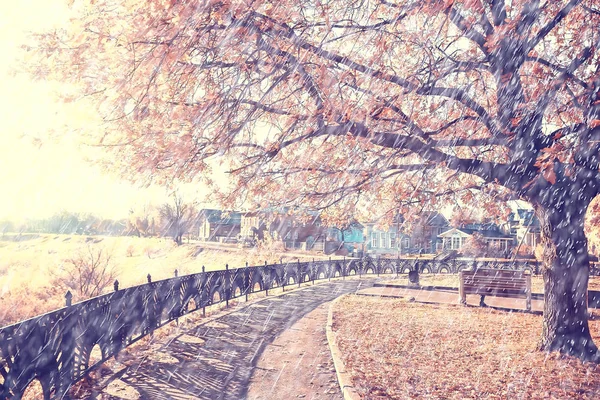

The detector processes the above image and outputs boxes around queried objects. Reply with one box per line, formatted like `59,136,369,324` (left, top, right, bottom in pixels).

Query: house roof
438,228,471,238
420,211,450,226
199,209,242,224
460,228,513,239
508,209,539,227
439,227,513,239
362,211,448,228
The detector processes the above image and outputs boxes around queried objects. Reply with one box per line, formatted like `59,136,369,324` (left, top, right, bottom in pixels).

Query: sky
0,1,214,222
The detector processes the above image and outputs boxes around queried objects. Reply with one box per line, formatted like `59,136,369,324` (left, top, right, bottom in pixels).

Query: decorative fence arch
0,256,566,399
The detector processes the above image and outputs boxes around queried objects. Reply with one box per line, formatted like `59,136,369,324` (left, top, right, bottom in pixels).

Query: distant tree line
0,212,129,236
0,194,198,244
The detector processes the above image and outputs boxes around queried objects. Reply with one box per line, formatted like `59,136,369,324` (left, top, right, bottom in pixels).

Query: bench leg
458,271,466,305
526,275,532,311
479,295,486,307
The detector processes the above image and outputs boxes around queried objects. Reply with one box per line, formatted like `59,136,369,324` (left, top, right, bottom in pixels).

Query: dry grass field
0,233,314,326
332,295,600,399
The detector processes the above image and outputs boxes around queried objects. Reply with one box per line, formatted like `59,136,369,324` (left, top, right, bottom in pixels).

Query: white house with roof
438,224,514,252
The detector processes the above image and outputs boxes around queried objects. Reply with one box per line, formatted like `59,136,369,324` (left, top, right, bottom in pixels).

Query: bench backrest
460,268,529,294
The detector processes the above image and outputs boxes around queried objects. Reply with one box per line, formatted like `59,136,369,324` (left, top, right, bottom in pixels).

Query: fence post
298,259,301,288
174,269,178,277
65,291,73,307
312,258,315,285
202,265,206,317
359,257,362,279
265,261,269,296
343,257,346,280
147,274,152,283
329,257,331,282
225,264,230,307
114,280,119,291
245,261,249,302
282,258,286,293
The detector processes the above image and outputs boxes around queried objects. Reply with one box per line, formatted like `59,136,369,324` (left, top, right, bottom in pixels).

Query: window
452,237,460,249
372,232,378,248
461,237,466,246
380,232,387,248
390,233,396,249
404,237,410,248
526,233,536,247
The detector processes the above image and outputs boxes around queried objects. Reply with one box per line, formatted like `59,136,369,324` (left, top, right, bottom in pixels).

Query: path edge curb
326,294,362,400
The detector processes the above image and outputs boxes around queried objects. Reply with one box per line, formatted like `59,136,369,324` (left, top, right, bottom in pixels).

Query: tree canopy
30,0,600,359
32,0,599,219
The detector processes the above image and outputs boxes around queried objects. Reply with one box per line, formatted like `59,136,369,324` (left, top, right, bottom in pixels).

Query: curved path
95,279,375,399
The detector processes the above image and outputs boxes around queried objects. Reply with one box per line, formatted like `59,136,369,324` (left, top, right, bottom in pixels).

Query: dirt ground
332,295,600,399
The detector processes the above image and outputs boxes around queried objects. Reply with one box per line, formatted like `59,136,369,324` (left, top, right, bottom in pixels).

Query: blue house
328,222,364,252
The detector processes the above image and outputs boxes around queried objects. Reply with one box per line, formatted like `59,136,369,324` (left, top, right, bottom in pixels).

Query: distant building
505,207,541,248
363,212,449,255
411,212,450,253
198,209,241,242
240,208,363,254
330,222,364,252
363,221,410,256
240,208,301,242
438,223,514,253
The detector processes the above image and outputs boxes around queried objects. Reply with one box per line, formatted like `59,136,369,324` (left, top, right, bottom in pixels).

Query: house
363,221,411,256
410,212,450,253
240,211,266,240
438,223,514,253
198,209,241,242
330,222,364,251
241,208,362,254
241,208,300,242
363,212,449,255
505,205,541,248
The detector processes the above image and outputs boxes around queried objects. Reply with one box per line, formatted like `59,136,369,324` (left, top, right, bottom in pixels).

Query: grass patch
0,234,316,326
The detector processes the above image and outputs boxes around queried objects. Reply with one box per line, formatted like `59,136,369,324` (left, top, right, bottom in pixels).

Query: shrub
460,233,488,258
54,245,117,300
126,244,136,257
246,232,286,265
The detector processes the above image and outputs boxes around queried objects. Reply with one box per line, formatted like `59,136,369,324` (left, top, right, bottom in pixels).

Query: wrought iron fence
0,256,576,399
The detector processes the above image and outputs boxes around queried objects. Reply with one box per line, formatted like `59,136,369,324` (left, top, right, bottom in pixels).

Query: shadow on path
97,280,375,400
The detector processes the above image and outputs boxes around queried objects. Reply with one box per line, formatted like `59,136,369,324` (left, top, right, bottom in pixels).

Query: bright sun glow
0,1,209,222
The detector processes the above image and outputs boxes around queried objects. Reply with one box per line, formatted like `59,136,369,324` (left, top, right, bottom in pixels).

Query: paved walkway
96,280,375,400
246,302,342,400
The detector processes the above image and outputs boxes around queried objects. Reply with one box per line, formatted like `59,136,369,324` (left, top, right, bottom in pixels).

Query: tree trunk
174,234,183,246
535,202,599,361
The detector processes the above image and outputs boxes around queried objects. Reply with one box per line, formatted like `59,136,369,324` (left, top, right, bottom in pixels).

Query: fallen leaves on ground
332,295,600,399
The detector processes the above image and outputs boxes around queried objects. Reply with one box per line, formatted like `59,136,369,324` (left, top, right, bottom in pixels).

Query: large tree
31,0,600,359
159,192,195,245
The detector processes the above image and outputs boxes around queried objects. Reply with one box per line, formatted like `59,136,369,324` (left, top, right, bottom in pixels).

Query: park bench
459,269,532,311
